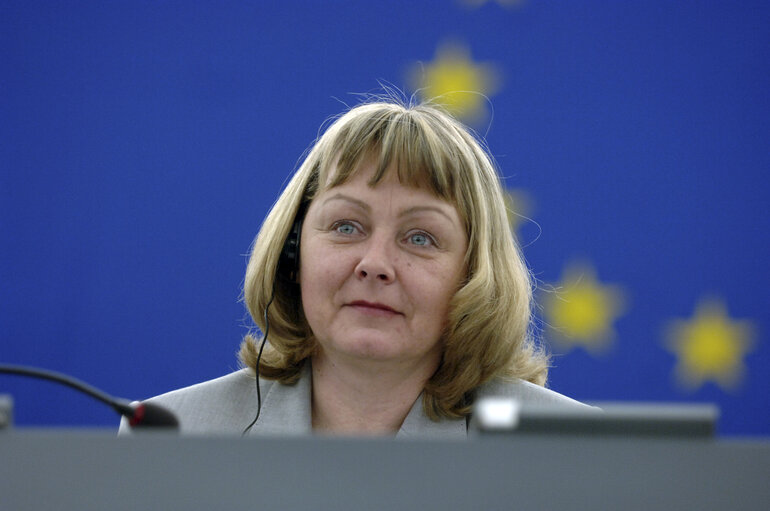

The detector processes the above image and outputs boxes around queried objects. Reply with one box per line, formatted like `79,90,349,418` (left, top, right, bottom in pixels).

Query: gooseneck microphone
0,363,179,429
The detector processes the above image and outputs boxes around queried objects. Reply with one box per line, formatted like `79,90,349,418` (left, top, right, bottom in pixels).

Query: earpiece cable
242,286,276,436
242,204,304,436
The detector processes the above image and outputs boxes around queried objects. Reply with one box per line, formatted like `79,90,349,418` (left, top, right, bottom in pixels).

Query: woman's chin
318,333,440,371
334,337,405,361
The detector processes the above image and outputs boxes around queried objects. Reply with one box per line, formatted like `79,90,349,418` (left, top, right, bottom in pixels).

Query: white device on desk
472,397,718,437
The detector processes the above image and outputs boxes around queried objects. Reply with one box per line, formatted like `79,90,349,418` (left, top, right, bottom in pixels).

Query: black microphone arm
0,363,178,429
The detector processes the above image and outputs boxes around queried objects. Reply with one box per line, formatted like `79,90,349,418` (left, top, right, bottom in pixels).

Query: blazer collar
249,362,467,439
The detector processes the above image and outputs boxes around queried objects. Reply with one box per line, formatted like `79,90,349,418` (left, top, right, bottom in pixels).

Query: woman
121,99,586,437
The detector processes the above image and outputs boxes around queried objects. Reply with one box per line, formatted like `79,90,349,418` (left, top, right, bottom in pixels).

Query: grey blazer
119,363,589,438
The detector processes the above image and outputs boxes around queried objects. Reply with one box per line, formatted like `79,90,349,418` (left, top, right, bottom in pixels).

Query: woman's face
299,160,468,372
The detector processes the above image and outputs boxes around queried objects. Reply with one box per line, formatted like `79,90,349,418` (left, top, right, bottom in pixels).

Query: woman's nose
354,236,395,283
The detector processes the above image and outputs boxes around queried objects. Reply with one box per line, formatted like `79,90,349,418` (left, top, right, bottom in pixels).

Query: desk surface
1,431,769,511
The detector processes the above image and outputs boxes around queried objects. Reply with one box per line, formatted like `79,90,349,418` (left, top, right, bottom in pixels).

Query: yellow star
408,41,501,123
665,298,755,391
541,262,626,354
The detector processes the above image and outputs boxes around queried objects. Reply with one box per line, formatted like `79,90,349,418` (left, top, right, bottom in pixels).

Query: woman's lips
347,300,401,316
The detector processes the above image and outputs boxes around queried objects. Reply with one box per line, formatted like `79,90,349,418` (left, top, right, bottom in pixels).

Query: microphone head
128,401,179,429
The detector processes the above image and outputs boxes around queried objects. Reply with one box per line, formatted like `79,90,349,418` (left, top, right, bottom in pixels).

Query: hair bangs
316,107,461,207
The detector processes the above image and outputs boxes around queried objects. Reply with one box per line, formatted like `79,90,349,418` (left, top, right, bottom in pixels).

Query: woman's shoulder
150,368,260,401
119,369,272,435
476,377,592,409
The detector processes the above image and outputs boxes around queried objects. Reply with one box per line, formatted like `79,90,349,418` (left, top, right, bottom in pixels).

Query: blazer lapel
396,394,467,439
248,363,313,436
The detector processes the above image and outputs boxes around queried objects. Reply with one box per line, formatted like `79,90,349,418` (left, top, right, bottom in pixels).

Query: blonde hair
240,99,548,420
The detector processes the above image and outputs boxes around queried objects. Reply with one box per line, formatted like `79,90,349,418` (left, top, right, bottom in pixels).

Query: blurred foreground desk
1,431,769,510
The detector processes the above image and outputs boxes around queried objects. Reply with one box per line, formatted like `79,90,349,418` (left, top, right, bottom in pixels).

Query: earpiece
278,200,308,283
279,214,303,282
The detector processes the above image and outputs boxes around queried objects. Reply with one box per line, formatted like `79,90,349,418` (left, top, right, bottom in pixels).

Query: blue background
2,1,768,435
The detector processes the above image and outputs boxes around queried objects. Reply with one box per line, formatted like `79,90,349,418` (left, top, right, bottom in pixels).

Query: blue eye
334,222,356,235
409,232,433,246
